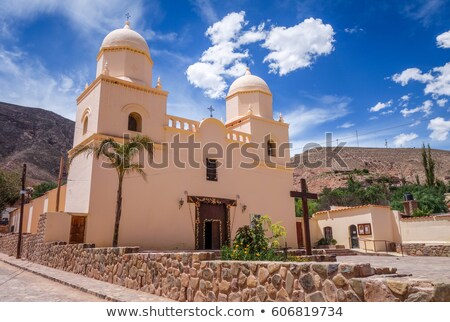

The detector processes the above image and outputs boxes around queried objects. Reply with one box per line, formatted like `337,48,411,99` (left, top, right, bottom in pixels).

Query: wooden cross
207,105,215,118
290,178,318,255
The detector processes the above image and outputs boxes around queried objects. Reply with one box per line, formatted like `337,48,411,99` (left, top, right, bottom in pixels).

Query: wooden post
290,179,318,256
16,164,26,259
55,156,64,212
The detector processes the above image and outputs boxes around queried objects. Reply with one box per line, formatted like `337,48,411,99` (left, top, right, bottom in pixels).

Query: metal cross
125,13,131,21
207,105,215,118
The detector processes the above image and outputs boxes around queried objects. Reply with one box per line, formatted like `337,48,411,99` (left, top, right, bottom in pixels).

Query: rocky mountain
0,101,74,183
293,147,450,193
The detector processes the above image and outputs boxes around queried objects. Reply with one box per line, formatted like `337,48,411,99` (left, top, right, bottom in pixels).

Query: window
267,139,276,157
128,113,142,132
357,223,372,235
82,116,88,135
324,226,333,240
206,158,217,181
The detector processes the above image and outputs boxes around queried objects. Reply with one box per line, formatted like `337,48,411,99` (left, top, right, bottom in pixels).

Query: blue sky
0,0,449,153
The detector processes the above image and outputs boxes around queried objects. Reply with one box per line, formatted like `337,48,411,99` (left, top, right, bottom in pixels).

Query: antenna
385,138,388,148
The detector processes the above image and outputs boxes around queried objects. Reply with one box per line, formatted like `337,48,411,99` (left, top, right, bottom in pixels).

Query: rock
229,292,242,302
129,266,138,279
328,264,339,276
313,273,321,288
332,274,347,287
219,280,231,293
230,263,240,276
323,280,337,302
338,263,354,277
355,263,374,277
286,271,295,294
247,275,258,288
312,264,328,279
289,264,301,276
364,280,398,302
406,291,432,302
218,293,228,302
268,263,281,274
276,287,290,301
258,267,270,284
187,287,194,301
238,272,247,286
256,285,268,301
222,268,232,281
194,290,207,302
433,283,450,302
242,288,252,302
300,264,310,273
180,273,189,288
189,277,199,290
345,290,361,302
337,289,346,302
306,291,325,302
292,290,305,302
267,284,277,299
207,291,216,302
272,274,282,289
279,266,287,279
299,273,315,292
386,280,408,296
189,268,197,277
349,279,364,300
231,278,239,292
201,268,214,281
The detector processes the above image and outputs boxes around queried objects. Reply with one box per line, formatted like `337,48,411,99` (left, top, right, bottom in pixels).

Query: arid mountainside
0,102,74,183
293,147,450,193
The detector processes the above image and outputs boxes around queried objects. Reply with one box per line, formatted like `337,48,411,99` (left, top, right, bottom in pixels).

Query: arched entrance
349,225,359,248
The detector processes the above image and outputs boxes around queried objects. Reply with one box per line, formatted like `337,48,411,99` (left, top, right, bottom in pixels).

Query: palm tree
69,135,153,247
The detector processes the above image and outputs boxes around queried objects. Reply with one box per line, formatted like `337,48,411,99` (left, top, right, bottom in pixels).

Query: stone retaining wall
1,214,449,302
397,243,450,257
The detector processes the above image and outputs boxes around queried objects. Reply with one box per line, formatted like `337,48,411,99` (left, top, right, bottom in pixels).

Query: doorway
204,220,221,250
349,224,359,248
69,216,86,244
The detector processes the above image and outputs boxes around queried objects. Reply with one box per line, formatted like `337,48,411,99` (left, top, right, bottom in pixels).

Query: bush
316,238,337,246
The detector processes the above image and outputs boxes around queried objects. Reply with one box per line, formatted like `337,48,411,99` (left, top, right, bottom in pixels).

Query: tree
0,169,21,213
422,143,436,187
32,181,58,199
69,135,153,247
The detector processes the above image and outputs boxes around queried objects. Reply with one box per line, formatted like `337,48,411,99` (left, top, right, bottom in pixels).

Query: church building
64,21,297,250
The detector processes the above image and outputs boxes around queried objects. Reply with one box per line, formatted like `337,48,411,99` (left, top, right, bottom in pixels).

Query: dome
227,68,271,97
100,22,150,54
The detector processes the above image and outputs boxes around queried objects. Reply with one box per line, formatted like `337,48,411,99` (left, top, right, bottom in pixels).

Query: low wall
397,243,450,257
1,215,449,302
399,215,450,244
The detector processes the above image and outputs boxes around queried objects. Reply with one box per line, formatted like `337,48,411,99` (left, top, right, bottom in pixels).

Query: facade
64,22,297,250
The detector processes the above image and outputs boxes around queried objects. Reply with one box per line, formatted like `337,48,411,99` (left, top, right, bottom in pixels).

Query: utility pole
55,156,64,212
356,130,359,147
16,164,26,259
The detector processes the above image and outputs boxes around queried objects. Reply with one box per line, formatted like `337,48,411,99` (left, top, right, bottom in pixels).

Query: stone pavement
0,253,173,302
337,255,450,283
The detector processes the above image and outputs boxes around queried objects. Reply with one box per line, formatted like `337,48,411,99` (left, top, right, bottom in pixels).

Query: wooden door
198,203,227,250
296,222,304,248
69,216,86,244
349,225,359,248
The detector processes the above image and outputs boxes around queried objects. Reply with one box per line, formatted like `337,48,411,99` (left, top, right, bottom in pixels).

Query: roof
313,204,392,217
101,22,150,55
227,68,271,97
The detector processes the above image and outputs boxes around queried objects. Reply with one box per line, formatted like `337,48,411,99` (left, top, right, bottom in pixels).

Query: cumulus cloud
435,98,448,107
392,68,433,86
393,133,418,147
409,120,421,127
400,100,433,117
436,30,450,48
344,26,364,34
338,121,355,129
428,117,450,141
424,62,450,96
400,94,411,101
369,99,393,112
262,18,335,76
186,12,335,98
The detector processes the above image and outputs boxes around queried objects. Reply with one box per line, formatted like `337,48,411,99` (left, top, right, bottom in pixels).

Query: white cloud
205,11,246,45
344,26,364,34
284,95,350,137
238,23,266,45
424,62,450,96
436,30,450,48
436,98,448,107
400,94,411,101
409,120,421,127
369,99,393,112
338,122,354,129
191,0,218,24
428,117,450,141
262,18,335,76
392,68,433,86
400,100,433,117
393,133,418,147
0,47,83,119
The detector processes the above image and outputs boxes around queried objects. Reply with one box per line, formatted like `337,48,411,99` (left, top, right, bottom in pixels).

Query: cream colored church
62,21,297,250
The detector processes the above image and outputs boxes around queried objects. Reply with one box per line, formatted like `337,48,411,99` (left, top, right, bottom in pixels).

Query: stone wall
1,214,449,302
397,243,450,257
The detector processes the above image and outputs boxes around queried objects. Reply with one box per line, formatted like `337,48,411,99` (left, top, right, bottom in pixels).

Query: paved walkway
337,255,450,283
0,253,173,302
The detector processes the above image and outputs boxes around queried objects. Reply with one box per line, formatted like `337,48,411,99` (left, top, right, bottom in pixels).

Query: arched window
267,139,276,157
324,226,333,240
82,116,88,135
128,113,142,132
